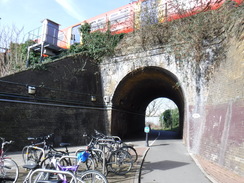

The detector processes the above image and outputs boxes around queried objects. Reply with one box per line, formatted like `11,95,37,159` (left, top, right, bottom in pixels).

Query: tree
0,24,27,76
171,108,179,128
146,99,165,117
162,109,172,128
146,98,177,117
160,108,179,130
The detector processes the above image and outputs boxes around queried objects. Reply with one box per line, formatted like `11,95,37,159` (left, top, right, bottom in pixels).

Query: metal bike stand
92,148,106,175
29,169,77,183
75,148,106,175
26,146,45,161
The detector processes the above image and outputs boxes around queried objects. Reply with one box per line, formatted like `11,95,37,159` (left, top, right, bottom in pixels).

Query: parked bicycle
22,145,99,182
40,142,95,173
0,137,19,183
22,164,78,183
76,131,134,175
22,133,54,165
94,130,138,163
22,133,79,167
21,142,72,183
37,152,107,183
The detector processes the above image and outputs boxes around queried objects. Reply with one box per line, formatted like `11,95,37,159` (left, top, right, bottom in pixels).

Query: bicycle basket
77,151,90,162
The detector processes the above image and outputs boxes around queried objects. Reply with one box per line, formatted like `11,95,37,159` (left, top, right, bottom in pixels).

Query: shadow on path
142,160,189,172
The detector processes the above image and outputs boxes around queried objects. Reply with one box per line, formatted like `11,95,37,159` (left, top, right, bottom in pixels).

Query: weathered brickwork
0,56,107,150
195,155,244,183
0,102,106,150
197,38,244,178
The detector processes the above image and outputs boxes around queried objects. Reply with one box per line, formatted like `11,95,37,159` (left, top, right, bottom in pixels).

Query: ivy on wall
66,22,125,63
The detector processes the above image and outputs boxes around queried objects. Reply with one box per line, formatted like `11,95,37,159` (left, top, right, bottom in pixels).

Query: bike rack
26,145,45,162
75,148,106,175
29,168,77,183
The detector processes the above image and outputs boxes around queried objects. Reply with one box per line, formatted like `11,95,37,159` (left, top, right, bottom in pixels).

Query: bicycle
94,130,138,163
98,139,133,175
40,141,95,173
37,153,108,183
22,164,78,183
0,137,19,183
22,134,75,167
77,132,133,175
22,133,54,165
22,143,72,183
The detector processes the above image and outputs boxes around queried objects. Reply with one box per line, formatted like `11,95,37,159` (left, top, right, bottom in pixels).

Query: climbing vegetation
65,22,125,63
115,0,243,83
135,0,243,66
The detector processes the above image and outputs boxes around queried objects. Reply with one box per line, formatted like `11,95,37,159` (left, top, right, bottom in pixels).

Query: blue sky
0,0,132,34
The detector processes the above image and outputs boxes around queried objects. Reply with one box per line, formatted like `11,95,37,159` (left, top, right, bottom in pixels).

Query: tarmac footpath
140,131,212,183
7,132,213,183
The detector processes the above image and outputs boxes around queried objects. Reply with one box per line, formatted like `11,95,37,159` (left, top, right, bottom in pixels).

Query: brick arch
111,66,185,139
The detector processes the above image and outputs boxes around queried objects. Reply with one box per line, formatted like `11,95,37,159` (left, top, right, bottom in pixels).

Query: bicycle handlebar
0,137,14,145
27,133,54,142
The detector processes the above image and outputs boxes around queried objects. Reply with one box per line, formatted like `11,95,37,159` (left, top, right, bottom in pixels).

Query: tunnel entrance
145,98,179,130
111,66,185,139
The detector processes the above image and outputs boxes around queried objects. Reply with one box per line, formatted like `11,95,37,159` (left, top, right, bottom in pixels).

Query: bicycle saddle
37,181,63,183
23,164,40,170
59,142,71,147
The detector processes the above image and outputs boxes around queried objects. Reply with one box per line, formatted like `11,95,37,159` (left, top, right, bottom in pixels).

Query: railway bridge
0,24,243,183
100,31,243,181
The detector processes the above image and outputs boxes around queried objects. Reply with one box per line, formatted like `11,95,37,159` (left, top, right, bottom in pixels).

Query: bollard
144,125,150,147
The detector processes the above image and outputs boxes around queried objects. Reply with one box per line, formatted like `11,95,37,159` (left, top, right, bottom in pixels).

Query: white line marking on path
149,131,161,146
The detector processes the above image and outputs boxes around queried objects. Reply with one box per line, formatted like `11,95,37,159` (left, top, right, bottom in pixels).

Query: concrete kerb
133,146,150,183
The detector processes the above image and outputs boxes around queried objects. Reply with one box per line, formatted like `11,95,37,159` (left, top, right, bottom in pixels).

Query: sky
0,0,132,37
146,98,177,117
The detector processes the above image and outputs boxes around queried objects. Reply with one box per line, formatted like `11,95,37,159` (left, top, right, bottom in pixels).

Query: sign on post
144,126,150,133
144,125,150,147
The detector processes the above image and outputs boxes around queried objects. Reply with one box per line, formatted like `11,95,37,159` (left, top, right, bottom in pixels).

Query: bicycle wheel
77,170,108,183
120,146,138,163
107,149,132,175
40,157,56,180
89,151,108,176
77,157,95,171
0,158,19,183
21,146,28,164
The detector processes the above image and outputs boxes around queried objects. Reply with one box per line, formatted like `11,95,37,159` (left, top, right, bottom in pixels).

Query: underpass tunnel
111,66,185,139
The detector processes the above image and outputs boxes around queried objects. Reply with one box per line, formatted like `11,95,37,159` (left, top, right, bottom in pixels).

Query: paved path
7,130,212,183
140,130,212,183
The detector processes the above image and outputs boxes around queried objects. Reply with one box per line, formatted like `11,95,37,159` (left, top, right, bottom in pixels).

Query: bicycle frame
23,134,71,165
42,155,79,182
0,137,19,183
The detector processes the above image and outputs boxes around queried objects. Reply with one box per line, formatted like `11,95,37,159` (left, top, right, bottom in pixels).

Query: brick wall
197,38,244,179
0,55,107,151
